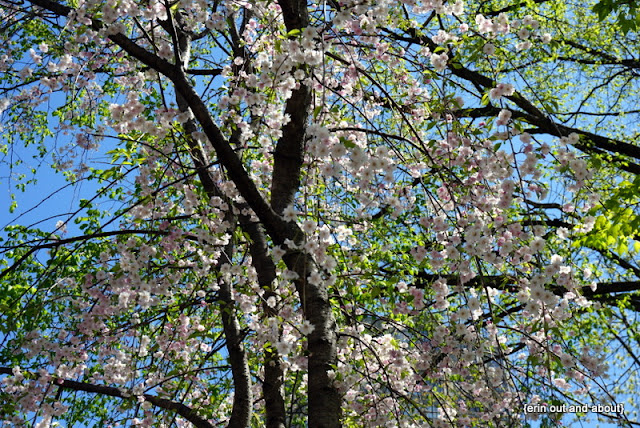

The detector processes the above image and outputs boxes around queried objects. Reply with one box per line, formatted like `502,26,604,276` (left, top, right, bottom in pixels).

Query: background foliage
1,0,639,427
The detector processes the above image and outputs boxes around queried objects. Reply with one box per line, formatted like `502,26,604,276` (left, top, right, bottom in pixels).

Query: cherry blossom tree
1,0,639,427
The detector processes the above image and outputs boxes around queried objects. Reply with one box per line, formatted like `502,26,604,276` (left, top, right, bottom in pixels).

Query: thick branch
186,68,223,76
171,14,252,422
0,367,213,428
277,0,309,32
559,39,640,70
27,2,338,426
274,2,342,426
379,27,640,174
216,237,253,428
483,0,550,16
238,214,285,428
270,0,311,214
281,249,342,428
415,273,640,305
28,0,293,247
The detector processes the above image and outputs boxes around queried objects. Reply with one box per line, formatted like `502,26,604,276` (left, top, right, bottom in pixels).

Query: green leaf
481,92,490,106
339,136,356,149
313,105,322,119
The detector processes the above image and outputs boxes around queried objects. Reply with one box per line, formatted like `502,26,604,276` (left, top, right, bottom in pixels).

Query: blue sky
1,88,636,428
1,4,639,427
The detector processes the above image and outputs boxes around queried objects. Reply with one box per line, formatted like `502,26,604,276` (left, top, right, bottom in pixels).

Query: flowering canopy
1,0,639,427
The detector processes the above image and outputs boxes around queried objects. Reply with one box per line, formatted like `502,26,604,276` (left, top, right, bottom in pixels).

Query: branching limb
0,367,214,428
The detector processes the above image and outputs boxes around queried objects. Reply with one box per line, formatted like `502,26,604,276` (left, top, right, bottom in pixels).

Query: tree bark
27,1,344,425
239,215,287,428
171,12,252,426
270,1,343,426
